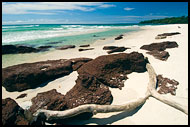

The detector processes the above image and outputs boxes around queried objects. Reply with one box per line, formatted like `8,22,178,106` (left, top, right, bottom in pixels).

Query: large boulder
2,59,72,92
29,89,67,114
2,58,92,92
2,45,39,55
140,41,178,51
77,52,148,89
2,98,29,125
69,58,93,71
146,50,170,61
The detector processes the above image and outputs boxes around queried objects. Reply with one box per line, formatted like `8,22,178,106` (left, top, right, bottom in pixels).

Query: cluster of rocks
2,52,149,125
56,45,76,50
115,35,124,40
2,45,39,55
2,98,30,125
2,45,55,55
29,52,148,123
155,32,181,39
140,41,178,61
103,46,130,54
156,75,179,96
2,44,95,55
2,58,92,92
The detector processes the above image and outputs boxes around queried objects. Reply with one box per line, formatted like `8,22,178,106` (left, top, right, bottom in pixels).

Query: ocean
2,24,143,47
2,24,144,68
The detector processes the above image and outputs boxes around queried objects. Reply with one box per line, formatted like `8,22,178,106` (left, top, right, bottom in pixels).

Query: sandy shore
2,24,188,125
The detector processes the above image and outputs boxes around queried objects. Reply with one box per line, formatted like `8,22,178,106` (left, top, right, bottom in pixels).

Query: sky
2,2,188,24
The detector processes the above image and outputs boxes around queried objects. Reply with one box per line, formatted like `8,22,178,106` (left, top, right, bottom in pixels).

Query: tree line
139,16,188,24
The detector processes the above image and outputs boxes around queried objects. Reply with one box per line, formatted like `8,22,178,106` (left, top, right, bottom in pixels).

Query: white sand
2,24,188,125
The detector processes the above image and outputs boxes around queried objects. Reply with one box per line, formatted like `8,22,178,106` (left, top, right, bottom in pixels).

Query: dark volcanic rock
16,93,27,99
77,52,148,89
28,52,148,122
103,46,130,54
79,44,90,47
115,35,124,40
2,98,29,125
38,46,52,49
2,57,92,92
103,46,118,50
140,41,178,51
146,50,170,61
37,46,53,52
70,57,93,71
78,48,94,52
157,75,179,96
2,59,73,92
157,32,181,37
2,45,39,55
56,45,76,50
65,76,113,109
107,47,129,54
47,41,63,45
93,35,98,37
29,89,67,114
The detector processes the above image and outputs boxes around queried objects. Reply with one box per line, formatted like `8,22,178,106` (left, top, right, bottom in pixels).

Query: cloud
2,2,115,15
98,4,116,8
2,18,69,25
124,7,135,11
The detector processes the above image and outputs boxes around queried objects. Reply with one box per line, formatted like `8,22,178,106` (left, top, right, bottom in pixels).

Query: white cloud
2,18,69,25
124,7,135,11
2,2,115,15
99,4,116,8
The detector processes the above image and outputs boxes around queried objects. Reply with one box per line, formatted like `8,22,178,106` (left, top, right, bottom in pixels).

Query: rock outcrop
155,32,180,39
29,89,67,114
28,52,148,122
157,75,179,95
56,45,75,50
146,50,170,61
157,32,181,37
78,48,94,52
2,98,29,125
2,45,39,55
79,44,90,47
115,35,124,40
140,41,178,61
77,52,148,89
140,41,178,51
103,46,130,54
2,58,92,92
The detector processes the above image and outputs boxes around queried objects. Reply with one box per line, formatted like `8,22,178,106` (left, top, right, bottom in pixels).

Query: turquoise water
2,24,145,68
2,24,142,47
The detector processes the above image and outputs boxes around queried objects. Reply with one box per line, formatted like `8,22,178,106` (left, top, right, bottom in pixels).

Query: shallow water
2,24,143,68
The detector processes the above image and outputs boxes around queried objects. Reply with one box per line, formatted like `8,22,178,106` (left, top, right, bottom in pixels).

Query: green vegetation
139,16,188,24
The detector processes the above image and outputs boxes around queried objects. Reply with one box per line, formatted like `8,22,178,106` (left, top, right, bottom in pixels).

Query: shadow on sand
63,103,145,125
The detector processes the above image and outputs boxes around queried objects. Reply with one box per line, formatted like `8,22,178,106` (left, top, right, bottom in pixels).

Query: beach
2,24,188,125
